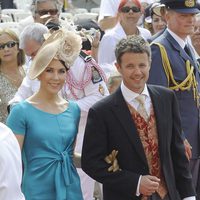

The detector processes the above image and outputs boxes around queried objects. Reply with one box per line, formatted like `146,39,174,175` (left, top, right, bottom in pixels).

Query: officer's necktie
135,95,148,121
184,44,193,59
196,58,200,70
185,44,198,71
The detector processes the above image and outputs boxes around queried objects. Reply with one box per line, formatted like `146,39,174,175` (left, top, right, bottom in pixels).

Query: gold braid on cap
151,42,199,107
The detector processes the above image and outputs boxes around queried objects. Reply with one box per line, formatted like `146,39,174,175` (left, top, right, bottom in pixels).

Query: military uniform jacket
148,29,200,158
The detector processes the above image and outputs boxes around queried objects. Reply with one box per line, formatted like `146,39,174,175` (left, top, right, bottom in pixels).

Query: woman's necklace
124,25,140,36
0,66,24,87
135,28,139,35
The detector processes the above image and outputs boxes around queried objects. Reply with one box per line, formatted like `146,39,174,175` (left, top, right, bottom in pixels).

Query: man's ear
164,9,171,23
115,62,120,71
149,59,152,68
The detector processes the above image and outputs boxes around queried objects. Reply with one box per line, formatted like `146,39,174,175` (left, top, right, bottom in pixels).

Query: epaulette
79,50,92,62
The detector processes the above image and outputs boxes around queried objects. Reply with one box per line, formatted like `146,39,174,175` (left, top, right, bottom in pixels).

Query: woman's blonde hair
0,29,25,66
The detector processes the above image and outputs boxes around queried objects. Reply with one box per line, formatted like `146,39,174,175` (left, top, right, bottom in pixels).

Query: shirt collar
167,28,187,49
121,81,150,103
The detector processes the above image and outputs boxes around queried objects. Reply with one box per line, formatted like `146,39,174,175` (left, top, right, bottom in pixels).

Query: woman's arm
15,134,24,151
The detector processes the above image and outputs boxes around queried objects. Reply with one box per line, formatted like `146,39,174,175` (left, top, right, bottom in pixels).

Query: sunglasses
36,9,58,16
0,41,18,50
120,6,141,13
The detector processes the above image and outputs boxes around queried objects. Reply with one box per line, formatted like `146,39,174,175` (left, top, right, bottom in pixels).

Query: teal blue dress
7,101,83,200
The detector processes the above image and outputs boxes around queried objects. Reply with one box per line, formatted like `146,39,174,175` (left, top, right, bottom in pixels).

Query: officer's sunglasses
120,6,141,13
36,9,58,16
0,41,18,50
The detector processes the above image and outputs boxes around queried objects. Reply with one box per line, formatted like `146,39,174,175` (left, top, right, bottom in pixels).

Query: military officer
148,0,200,199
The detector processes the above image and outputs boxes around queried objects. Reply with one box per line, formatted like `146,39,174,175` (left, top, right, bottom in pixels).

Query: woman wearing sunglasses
0,29,25,124
98,0,151,77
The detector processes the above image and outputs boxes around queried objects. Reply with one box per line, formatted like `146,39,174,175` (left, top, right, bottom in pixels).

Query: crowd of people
0,0,200,200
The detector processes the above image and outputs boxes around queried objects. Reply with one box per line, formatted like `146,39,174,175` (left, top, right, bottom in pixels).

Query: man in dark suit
81,35,196,200
148,1,200,198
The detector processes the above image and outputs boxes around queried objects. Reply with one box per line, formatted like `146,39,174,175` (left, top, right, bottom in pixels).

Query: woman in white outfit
98,0,151,77
0,122,25,200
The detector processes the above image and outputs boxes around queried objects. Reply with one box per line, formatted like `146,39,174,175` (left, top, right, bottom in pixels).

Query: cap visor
173,8,199,14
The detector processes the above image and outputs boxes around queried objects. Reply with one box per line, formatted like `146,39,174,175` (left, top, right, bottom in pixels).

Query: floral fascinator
29,28,82,80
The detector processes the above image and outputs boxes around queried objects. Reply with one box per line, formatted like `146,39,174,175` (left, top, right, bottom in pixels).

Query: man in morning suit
148,0,200,198
81,35,196,200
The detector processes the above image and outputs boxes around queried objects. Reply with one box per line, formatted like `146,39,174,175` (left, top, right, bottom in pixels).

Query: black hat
74,19,104,51
45,22,61,31
161,0,199,13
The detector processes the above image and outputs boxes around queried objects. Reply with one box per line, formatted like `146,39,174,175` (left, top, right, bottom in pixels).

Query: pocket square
104,150,121,172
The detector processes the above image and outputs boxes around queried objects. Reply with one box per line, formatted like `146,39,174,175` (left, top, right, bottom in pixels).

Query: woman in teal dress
7,29,83,200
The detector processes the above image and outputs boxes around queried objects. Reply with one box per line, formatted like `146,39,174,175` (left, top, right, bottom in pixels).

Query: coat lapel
148,85,167,161
111,88,148,165
165,31,198,70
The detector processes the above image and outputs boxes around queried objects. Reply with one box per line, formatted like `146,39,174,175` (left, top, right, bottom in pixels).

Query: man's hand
184,139,192,160
139,175,160,196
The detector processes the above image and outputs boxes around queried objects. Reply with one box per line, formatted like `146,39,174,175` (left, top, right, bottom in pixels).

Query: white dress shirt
0,123,25,200
167,28,190,49
121,81,151,115
120,82,196,200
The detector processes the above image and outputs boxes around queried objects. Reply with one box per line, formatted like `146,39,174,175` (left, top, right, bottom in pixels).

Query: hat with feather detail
29,28,82,80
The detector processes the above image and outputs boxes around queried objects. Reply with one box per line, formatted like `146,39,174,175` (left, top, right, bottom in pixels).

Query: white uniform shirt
98,23,151,76
98,0,121,21
0,123,25,200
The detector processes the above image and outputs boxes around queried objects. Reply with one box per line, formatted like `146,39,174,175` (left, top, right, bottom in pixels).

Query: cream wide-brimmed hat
152,3,165,16
29,28,82,80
